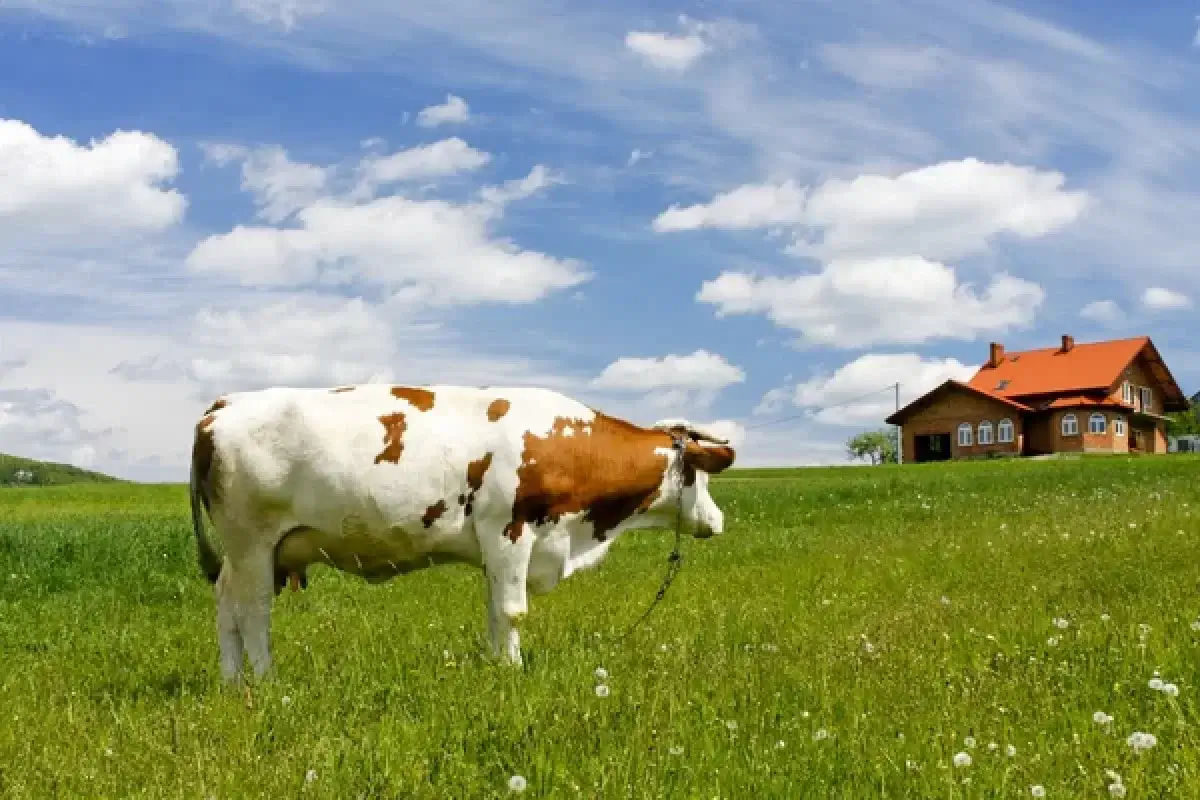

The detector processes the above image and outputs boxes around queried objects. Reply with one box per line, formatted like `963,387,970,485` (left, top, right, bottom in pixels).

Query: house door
914,433,952,463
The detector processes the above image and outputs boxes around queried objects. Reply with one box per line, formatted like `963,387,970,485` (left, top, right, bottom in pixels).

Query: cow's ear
683,441,735,474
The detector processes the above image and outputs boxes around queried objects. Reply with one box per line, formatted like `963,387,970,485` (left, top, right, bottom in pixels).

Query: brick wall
1047,408,1128,454
1107,356,1159,414
900,389,1022,461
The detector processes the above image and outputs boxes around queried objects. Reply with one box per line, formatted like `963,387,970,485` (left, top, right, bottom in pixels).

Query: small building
886,335,1190,463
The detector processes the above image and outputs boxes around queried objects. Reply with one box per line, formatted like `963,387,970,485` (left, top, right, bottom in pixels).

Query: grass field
2,456,1200,797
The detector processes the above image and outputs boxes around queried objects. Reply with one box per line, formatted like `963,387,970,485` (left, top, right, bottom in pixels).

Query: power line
743,382,902,432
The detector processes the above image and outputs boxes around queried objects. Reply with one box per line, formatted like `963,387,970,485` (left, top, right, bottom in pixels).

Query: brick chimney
988,342,1005,368
1060,334,1075,353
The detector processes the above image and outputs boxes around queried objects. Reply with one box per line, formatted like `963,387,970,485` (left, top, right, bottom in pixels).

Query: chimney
988,342,1005,368
1060,334,1075,353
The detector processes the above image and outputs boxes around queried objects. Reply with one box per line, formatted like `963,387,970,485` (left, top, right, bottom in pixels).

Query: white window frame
977,420,994,445
1088,413,1107,435
1140,386,1153,412
1122,381,1134,404
1114,415,1126,437
1061,413,1079,436
958,423,974,447
998,418,1014,443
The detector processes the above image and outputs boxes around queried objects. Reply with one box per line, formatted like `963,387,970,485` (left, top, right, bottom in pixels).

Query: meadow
2,455,1199,798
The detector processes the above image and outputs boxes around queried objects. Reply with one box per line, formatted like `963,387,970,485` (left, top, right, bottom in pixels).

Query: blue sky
1,0,1198,480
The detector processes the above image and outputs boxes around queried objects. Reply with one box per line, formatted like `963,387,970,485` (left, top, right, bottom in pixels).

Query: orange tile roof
1044,395,1131,410
968,337,1149,398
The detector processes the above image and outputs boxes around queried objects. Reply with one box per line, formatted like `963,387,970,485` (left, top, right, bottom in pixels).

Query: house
886,335,1190,463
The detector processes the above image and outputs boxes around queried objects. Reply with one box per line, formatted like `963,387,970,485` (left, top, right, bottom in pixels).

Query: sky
1,0,1199,481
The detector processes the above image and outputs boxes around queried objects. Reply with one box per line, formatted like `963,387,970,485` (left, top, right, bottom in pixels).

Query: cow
188,384,736,683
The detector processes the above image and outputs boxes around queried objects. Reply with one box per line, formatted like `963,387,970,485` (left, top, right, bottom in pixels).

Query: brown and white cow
189,384,736,682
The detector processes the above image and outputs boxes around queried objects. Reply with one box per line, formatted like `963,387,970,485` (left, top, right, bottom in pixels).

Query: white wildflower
594,666,608,681
669,745,684,756
1126,731,1157,752
305,770,317,784
1006,744,1017,757
508,775,527,793
1093,711,1113,726
964,736,976,748
1163,682,1180,696
1108,783,1126,797
953,752,972,768
594,684,610,698
813,728,828,741
1031,786,1046,798
1149,678,1164,691
1053,617,1069,629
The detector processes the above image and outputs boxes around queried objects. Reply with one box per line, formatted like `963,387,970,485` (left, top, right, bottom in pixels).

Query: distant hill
0,452,122,486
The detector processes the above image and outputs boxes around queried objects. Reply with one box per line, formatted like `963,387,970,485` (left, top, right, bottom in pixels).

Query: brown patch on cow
390,386,435,411
191,423,218,514
422,500,447,528
331,386,355,393
203,397,228,415
487,397,511,421
374,412,408,464
466,452,493,493
198,413,217,431
503,413,673,543
683,442,736,475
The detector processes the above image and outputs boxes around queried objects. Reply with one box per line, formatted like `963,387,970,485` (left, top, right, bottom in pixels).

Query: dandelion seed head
1006,744,1017,757
594,666,608,681
964,736,976,748
1031,786,1046,798
1149,678,1164,691
508,775,527,793
813,728,828,741
594,684,610,698
953,752,972,768
305,770,317,784
1126,731,1157,752
1093,711,1113,725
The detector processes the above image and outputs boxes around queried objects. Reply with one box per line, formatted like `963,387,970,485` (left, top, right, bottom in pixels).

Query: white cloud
656,159,1088,262
653,181,806,232
591,350,745,413
818,42,947,89
356,137,490,190
416,94,470,127
0,117,185,247
186,143,589,306
1142,287,1192,311
767,352,977,426
1079,299,1124,324
698,258,1044,349
0,388,118,466
795,158,1088,261
204,143,328,223
625,30,710,72
592,349,745,392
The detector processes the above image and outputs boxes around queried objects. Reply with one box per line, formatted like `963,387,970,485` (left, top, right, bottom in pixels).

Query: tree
1166,406,1200,438
847,428,898,466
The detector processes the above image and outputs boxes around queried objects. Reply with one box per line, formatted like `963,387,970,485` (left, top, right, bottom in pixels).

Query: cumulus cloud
653,181,806,232
185,142,589,307
591,350,745,413
698,258,1044,349
760,352,977,427
1079,299,1124,325
0,387,121,469
1142,287,1191,311
355,137,491,194
592,349,745,392
416,94,470,127
0,117,185,247
656,158,1088,262
203,143,328,223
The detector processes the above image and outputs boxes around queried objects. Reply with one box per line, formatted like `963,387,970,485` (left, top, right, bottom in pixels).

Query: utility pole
895,382,903,465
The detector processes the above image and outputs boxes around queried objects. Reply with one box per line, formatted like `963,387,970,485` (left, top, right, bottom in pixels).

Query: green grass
3,457,1200,797
0,452,121,486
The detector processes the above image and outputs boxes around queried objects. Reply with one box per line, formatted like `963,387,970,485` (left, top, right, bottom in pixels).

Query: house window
1140,387,1153,412
1122,381,1134,404
998,418,1014,443
978,421,994,445
1114,415,1126,436
958,423,974,447
1088,413,1107,435
1061,413,1079,436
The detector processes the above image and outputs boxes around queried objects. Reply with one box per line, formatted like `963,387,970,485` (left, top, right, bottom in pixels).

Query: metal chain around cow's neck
611,433,688,644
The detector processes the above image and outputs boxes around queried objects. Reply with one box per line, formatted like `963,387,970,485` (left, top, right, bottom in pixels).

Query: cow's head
653,419,737,538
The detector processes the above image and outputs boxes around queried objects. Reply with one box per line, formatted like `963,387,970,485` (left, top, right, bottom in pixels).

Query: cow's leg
214,566,244,683
217,539,277,683
479,519,534,665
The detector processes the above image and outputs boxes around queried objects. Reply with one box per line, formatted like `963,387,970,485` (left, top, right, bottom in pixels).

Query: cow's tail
189,425,224,585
